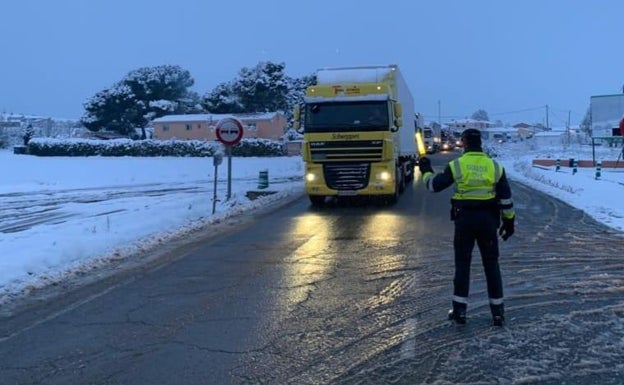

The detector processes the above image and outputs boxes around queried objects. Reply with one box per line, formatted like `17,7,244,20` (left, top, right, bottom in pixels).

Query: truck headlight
306,172,317,182
376,171,392,181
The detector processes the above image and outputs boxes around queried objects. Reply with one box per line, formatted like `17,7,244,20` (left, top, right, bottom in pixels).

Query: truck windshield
304,101,390,133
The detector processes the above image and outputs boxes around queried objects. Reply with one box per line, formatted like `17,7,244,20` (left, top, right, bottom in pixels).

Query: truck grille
323,163,370,190
309,140,383,162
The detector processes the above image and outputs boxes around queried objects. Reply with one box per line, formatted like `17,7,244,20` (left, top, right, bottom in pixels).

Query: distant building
447,118,493,132
512,122,537,139
0,121,21,129
532,130,569,147
590,94,624,138
447,119,495,140
152,112,287,141
0,114,85,147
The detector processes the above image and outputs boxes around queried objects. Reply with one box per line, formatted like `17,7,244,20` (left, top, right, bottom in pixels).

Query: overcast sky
1,0,623,126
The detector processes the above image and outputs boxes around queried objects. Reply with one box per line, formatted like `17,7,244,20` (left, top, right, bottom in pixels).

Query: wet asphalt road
1,152,624,384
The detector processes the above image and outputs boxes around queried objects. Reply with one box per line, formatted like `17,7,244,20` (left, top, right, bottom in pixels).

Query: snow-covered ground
1,138,623,305
0,152,305,303
493,139,624,233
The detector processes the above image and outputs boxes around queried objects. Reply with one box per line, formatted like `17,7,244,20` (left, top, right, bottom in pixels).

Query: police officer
418,128,515,326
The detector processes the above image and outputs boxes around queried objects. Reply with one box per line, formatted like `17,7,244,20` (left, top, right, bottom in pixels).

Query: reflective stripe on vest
423,171,435,191
450,153,501,201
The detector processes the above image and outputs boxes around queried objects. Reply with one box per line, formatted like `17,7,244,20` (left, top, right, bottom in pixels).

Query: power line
548,106,585,120
421,114,466,120
421,106,546,120
488,106,546,116
549,109,573,126
421,104,585,125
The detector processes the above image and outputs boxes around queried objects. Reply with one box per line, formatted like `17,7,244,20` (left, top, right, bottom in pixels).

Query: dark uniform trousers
452,207,503,315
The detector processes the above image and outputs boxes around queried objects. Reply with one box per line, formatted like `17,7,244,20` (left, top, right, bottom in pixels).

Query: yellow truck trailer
294,65,418,205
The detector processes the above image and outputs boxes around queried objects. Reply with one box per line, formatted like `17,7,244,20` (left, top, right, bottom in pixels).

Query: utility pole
567,110,571,127
567,110,571,146
437,100,441,129
545,105,549,130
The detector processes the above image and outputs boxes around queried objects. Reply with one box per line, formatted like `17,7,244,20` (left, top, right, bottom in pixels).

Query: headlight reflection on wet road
273,206,424,374
359,211,416,309
278,212,333,309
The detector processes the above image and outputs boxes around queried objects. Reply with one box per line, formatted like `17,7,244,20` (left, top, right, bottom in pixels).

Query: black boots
447,303,505,326
448,309,467,324
449,300,467,324
491,304,505,326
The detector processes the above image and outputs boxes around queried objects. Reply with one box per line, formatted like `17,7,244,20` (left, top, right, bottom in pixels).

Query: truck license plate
337,190,357,196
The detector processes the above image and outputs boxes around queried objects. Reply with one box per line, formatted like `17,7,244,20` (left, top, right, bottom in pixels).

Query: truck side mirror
394,102,403,119
392,118,403,132
390,102,403,132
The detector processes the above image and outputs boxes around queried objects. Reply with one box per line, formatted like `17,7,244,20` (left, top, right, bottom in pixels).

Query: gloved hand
499,217,515,241
418,156,433,174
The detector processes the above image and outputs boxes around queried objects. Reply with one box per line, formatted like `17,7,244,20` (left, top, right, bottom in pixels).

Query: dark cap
461,128,482,148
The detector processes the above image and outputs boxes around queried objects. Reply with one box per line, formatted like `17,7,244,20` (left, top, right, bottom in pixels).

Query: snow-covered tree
177,90,203,114
202,82,245,113
81,65,197,138
203,61,315,127
580,107,591,135
284,73,315,125
22,124,35,145
471,109,490,121
82,85,141,136
234,61,289,113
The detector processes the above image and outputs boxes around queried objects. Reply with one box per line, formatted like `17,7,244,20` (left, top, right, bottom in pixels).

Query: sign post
215,118,244,200
212,152,223,214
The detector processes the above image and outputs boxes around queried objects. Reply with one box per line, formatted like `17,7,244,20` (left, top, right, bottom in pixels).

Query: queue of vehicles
292,64,466,206
417,125,459,153
293,64,417,205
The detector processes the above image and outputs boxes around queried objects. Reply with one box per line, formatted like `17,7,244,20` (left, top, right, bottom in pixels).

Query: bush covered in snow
26,137,286,157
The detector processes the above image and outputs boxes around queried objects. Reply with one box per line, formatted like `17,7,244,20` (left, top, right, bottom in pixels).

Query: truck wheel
397,167,406,194
405,160,415,182
385,191,399,205
309,195,325,206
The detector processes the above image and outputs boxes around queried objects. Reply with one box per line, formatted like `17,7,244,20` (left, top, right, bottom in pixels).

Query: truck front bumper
304,162,397,196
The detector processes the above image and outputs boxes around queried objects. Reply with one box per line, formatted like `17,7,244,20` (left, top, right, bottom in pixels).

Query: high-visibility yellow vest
449,152,502,201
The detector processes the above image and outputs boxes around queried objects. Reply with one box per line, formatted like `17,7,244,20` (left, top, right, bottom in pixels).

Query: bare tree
471,109,490,121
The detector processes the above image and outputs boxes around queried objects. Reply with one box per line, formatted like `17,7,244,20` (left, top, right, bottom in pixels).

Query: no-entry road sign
215,118,244,146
